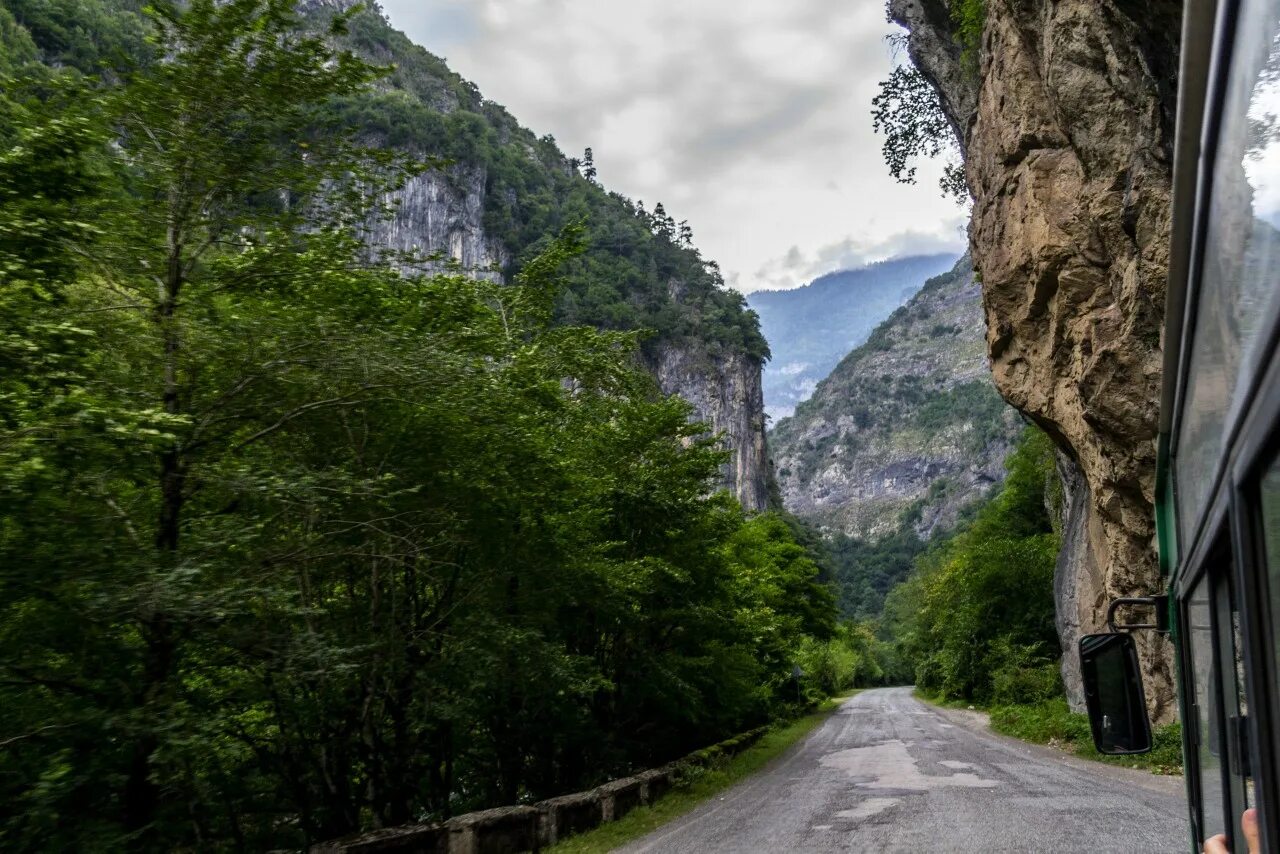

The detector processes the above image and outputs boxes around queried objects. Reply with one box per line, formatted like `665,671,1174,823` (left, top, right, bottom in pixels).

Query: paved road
619,686,1188,853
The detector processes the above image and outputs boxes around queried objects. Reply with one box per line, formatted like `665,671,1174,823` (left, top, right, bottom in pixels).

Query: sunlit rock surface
890,0,1180,719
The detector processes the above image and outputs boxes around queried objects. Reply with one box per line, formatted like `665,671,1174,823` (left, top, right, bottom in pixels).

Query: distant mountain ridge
769,256,1022,540
747,253,959,420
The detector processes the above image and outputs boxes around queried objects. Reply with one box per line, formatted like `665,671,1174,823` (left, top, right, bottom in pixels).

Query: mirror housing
1079,632,1153,755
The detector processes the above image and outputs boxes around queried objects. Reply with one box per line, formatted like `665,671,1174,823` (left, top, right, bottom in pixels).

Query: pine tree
582,146,597,182
679,220,693,247
652,202,674,240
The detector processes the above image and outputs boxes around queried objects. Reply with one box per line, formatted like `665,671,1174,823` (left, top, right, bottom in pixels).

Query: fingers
1203,832,1229,854
1204,810,1262,854
1241,807,1259,854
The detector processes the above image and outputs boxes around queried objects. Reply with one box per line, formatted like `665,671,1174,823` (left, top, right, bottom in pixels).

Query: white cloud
753,218,970,291
774,361,811,377
378,0,963,293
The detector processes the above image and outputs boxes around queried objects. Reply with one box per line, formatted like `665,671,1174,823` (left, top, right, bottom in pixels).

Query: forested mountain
323,0,772,509
1,0,772,508
747,253,957,419
0,1,836,849
769,257,1023,617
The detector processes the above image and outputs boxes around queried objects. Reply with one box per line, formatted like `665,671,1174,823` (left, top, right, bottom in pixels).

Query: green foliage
950,0,986,67
828,528,928,619
988,638,1063,705
989,699,1183,774
929,322,960,337
0,7,39,73
0,2,828,850
794,623,891,700
872,60,966,200
882,427,1062,703
1,0,150,75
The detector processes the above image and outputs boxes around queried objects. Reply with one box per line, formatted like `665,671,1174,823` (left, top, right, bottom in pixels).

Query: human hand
1203,808,1259,854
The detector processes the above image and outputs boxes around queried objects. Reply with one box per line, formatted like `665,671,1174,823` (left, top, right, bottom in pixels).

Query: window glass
1188,576,1226,841
1216,578,1253,826
1178,1,1280,544
1260,458,1280,711
1231,610,1255,811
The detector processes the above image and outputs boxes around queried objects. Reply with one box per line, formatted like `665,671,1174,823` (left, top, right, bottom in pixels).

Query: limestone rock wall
647,344,771,513
371,167,508,281
889,0,1180,719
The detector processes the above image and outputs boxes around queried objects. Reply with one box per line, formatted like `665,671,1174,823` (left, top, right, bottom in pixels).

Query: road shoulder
926,699,1184,796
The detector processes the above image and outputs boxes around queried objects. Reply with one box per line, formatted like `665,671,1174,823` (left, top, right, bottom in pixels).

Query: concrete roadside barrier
311,724,770,853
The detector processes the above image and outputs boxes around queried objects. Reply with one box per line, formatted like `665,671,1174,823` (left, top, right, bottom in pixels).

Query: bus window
1215,571,1253,831
1189,575,1227,842
1261,462,1280,687
1176,2,1280,545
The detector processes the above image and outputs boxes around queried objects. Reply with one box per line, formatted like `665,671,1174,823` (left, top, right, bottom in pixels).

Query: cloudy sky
377,0,966,294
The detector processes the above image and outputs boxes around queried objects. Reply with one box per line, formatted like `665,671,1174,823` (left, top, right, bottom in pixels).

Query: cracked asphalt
617,686,1188,853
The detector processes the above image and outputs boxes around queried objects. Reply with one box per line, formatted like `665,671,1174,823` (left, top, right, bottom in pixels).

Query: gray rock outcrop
647,344,770,512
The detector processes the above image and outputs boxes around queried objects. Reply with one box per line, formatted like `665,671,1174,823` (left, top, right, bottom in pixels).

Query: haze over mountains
747,253,959,419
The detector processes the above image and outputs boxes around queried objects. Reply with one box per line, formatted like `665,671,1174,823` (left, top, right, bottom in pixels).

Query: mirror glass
1079,632,1153,754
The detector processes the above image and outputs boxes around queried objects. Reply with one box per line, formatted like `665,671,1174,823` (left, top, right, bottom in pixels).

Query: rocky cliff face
374,167,508,280
889,0,1180,719
647,345,770,512
770,258,1021,537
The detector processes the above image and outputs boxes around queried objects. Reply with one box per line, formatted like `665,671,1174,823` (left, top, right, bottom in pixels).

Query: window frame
1223,343,1280,854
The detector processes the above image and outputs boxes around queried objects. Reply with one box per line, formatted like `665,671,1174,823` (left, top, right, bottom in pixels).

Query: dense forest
0,1,840,849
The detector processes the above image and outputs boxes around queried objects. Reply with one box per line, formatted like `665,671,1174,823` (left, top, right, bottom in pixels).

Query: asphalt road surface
618,686,1188,853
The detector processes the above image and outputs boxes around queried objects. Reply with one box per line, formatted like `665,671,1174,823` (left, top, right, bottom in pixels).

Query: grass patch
548,695,852,853
915,690,1183,775
912,687,972,710
986,698,1183,775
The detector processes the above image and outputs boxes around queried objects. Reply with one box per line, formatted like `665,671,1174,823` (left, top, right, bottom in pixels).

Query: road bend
617,686,1187,853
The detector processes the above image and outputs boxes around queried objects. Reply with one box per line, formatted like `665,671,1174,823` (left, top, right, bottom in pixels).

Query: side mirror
1079,632,1152,754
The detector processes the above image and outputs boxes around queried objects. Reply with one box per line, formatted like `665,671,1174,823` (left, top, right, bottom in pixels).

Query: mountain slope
8,0,771,508
747,253,958,419
769,256,1022,538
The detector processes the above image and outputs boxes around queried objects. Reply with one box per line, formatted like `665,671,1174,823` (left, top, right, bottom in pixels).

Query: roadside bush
990,698,1183,774
989,638,1063,706
794,622,889,701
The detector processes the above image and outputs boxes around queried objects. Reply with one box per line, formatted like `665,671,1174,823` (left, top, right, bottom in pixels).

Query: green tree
0,2,827,849
872,61,967,199
882,428,1062,702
